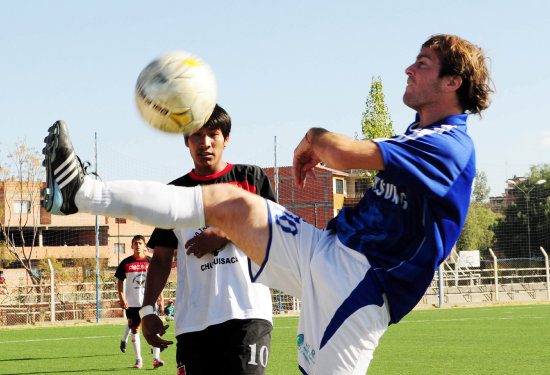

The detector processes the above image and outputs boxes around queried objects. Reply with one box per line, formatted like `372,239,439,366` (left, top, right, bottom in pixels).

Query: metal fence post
540,247,550,299
438,263,444,307
488,248,498,302
47,259,55,322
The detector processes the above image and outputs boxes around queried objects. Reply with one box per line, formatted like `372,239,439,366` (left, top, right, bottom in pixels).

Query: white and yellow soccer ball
135,51,217,134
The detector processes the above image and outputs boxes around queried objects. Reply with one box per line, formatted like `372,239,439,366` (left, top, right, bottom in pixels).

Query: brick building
263,165,369,229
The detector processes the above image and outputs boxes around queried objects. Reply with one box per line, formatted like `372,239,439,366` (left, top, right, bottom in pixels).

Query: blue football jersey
327,114,475,323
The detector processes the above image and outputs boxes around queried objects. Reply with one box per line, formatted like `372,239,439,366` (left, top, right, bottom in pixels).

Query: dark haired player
143,104,274,374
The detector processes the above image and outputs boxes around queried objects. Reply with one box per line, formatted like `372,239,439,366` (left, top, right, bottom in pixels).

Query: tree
359,76,395,185
456,203,501,252
472,170,490,203
0,140,45,286
456,170,501,253
493,164,550,259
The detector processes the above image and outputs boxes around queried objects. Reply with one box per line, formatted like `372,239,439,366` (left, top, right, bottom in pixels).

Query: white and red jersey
115,255,151,307
148,164,275,336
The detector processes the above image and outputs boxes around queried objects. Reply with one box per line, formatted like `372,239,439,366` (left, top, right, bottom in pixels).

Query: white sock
122,324,130,342
75,177,205,229
131,333,141,359
152,347,160,360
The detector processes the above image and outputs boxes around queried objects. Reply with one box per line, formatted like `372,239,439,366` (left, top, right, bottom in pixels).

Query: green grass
1,304,549,374
370,303,550,374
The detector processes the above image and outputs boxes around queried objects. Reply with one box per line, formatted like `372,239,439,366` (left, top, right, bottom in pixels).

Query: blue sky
1,1,548,196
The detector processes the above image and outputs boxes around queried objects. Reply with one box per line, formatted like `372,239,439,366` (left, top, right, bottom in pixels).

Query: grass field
1,303,549,374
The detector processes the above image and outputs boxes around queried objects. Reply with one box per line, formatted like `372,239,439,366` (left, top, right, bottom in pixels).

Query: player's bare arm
185,227,230,258
117,280,128,310
293,127,384,188
157,293,164,313
141,246,174,349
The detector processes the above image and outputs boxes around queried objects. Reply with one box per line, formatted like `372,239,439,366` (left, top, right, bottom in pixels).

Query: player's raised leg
41,120,86,215
42,121,203,226
42,120,271,265
201,184,270,265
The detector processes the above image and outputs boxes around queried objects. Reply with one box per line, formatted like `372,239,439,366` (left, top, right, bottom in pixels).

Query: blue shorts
249,200,390,374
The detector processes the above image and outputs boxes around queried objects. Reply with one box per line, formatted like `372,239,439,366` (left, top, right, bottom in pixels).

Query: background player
115,235,164,369
119,322,130,353
42,34,493,374
141,104,275,375
120,294,164,352
163,300,174,321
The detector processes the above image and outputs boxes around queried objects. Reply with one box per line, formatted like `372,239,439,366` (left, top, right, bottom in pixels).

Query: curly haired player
42,34,492,374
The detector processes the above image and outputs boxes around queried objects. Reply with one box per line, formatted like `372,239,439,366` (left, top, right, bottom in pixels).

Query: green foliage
457,170,500,253
361,76,394,140
493,164,550,258
472,170,490,203
359,76,395,186
456,202,501,253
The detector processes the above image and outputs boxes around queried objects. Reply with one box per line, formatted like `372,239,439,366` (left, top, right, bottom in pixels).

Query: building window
335,179,344,194
13,200,31,213
114,243,125,254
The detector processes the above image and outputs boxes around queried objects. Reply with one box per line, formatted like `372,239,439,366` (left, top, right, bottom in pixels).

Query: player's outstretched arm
141,246,174,349
293,128,385,188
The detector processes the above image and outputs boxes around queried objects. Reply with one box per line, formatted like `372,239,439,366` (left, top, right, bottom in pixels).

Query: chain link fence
2,249,549,326
1,143,549,326
0,269,300,326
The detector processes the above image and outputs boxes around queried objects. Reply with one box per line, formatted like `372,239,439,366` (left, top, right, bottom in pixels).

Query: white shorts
249,201,390,375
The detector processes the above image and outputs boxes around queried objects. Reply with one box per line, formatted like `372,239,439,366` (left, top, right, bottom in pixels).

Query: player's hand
185,228,229,258
293,134,321,188
120,299,128,310
141,314,173,349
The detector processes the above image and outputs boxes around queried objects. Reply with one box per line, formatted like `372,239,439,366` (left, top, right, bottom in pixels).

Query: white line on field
0,334,176,344
0,335,119,344
400,315,547,323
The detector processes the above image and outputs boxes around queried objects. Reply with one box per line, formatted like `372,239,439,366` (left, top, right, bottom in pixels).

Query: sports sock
122,323,130,342
131,333,141,359
75,177,205,229
152,347,160,360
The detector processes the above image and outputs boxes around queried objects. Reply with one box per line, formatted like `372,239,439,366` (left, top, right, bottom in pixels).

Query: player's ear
445,75,462,93
223,133,230,148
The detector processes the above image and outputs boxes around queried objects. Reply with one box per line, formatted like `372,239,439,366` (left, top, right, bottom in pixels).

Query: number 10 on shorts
248,343,269,367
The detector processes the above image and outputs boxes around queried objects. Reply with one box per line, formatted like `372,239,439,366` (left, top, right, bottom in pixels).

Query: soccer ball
135,51,217,134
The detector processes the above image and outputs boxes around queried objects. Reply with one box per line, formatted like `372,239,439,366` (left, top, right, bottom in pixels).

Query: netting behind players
1,138,549,325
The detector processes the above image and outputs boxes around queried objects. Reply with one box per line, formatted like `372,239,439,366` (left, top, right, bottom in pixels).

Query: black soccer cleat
41,120,87,215
120,340,127,353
